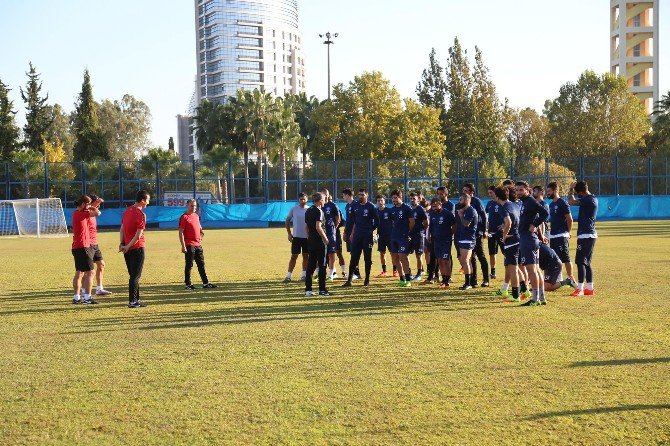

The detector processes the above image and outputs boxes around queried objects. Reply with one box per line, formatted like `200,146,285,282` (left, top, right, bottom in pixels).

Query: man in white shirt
283,193,309,282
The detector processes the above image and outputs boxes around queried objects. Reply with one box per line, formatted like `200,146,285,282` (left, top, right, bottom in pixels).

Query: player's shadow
64,281,514,333
524,404,670,421
568,357,670,367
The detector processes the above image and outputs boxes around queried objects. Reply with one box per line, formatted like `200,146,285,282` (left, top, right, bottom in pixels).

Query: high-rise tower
610,0,659,114
195,0,307,105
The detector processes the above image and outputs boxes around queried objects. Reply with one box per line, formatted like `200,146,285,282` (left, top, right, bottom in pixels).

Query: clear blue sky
1,0,667,152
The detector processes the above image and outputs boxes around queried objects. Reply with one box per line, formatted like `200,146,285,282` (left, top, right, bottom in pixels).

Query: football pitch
0,220,669,445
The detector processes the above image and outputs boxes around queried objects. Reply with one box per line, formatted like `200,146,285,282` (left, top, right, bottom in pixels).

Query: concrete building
610,0,660,114
179,0,307,160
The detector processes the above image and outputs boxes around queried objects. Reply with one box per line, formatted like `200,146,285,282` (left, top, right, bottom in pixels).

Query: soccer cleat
395,281,407,287
71,298,82,305
400,281,412,287
470,282,479,288
341,281,352,287
377,271,388,277
203,283,217,289
411,274,423,282
521,299,541,307
521,290,532,301
571,289,585,297
494,289,508,297
490,272,497,279
319,291,332,296
584,289,595,296
392,271,398,277
502,296,520,303
128,301,141,308
95,289,112,296
352,274,361,280
363,280,370,287
282,277,292,283
305,291,314,296
439,283,449,289
459,284,472,290
540,299,548,305
481,281,490,288
423,279,435,285
185,284,196,290
83,298,99,305
458,268,464,274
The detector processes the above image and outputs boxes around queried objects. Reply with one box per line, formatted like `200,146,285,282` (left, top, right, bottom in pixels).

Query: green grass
0,220,669,445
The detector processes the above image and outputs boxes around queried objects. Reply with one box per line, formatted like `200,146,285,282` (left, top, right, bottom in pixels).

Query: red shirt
179,213,202,246
71,209,91,249
89,215,98,245
122,206,146,250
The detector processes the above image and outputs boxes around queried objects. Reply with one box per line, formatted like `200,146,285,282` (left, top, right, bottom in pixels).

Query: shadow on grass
524,404,670,421
53,280,518,333
569,357,670,367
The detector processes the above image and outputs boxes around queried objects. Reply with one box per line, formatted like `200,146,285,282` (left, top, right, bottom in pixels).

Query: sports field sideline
0,220,669,445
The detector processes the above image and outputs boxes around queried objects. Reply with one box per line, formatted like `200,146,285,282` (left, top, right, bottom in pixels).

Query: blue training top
539,243,562,271
457,206,478,242
576,194,598,237
501,201,520,247
410,205,427,236
351,201,378,236
519,195,549,233
486,200,503,237
429,208,456,244
549,197,571,236
377,206,393,237
390,203,413,239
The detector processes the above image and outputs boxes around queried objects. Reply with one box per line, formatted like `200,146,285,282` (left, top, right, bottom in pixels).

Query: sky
0,0,668,153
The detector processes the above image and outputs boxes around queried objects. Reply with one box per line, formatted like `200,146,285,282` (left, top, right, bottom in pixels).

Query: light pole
319,32,338,101
332,138,336,162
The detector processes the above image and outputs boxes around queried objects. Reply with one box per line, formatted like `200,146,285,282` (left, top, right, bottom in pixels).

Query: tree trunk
214,168,223,203
243,145,250,203
257,148,265,198
230,168,236,204
280,149,287,202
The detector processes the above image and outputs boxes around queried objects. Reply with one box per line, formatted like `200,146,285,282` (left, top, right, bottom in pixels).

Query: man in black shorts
485,185,501,279
283,193,309,282
304,193,331,296
87,194,112,296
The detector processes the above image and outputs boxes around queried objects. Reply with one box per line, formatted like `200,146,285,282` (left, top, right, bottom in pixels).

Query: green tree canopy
98,94,152,160
544,70,649,156
648,91,670,155
20,62,53,155
506,107,549,159
72,69,108,161
0,78,20,161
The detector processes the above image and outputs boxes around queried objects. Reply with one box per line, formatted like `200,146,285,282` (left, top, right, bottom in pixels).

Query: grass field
0,220,669,445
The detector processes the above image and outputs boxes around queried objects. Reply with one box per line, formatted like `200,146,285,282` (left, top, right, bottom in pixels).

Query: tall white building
610,0,660,115
179,0,307,160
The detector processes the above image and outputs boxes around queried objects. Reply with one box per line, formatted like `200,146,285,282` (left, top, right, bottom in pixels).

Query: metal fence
1,156,668,208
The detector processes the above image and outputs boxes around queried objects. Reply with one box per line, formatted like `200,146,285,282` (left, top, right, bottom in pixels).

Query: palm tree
289,92,320,167
203,144,238,204
269,97,303,201
234,89,277,198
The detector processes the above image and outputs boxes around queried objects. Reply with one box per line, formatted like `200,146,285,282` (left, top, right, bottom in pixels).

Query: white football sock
577,283,584,290
301,270,306,278
287,272,292,279
83,293,91,301
501,282,509,290
73,294,80,301
586,282,594,290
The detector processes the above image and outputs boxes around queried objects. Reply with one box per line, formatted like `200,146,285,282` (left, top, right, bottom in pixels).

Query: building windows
633,44,641,57
633,73,641,86
633,14,641,27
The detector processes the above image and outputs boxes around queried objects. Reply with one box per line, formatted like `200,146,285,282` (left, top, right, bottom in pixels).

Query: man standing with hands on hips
179,199,217,290
304,193,331,296
120,190,150,308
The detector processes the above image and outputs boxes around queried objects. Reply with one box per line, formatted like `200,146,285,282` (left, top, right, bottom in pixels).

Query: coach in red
120,190,150,308
179,199,217,290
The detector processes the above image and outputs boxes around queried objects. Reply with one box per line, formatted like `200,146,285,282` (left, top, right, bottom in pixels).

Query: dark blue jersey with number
322,202,339,230
377,206,393,237
390,203,413,239
539,243,562,271
429,208,456,243
519,195,549,233
344,200,358,236
456,206,478,242
501,201,520,247
470,196,487,235
351,201,378,236
549,198,571,236
410,205,427,236
576,194,598,236
486,200,503,236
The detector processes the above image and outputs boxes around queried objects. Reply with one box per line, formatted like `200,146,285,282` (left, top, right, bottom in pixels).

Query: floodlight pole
320,31,338,101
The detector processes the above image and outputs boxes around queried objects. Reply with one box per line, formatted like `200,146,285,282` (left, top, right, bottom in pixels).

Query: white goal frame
0,198,69,238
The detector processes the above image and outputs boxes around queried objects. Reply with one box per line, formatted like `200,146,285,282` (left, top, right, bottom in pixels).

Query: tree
203,144,239,203
416,48,447,139
43,104,75,159
444,38,476,158
648,91,670,155
269,96,303,201
20,62,53,155
544,71,649,156
471,46,508,159
72,69,108,161
506,107,549,159
98,94,152,160
168,136,175,152
387,99,444,159
0,78,20,161
289,92,320,166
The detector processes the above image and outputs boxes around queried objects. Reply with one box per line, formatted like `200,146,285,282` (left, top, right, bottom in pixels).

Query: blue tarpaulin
64,195,670,228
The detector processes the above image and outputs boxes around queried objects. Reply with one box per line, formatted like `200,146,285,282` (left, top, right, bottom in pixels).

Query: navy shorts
575,237,596,266
326,228,338,253
550,237,571,263
409,234,425,254
390,237,410,254
519,234,540,265
544,263,562,285
434,241,452,260
457,240,476,251
503,244,519,266
351,233,374,253
378,234,391,253
487,237,499,255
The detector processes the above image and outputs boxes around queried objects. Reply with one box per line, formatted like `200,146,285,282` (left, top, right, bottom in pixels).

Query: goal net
0,198,69,238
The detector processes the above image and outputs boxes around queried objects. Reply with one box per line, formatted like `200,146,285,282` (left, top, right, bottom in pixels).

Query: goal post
0,198,69,238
